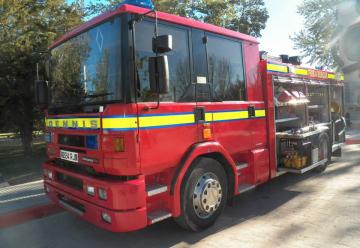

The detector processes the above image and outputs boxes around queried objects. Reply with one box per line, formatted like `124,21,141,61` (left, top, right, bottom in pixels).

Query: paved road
0,145,359,248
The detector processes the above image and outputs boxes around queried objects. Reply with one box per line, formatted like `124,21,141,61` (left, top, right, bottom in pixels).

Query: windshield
49,17,122,106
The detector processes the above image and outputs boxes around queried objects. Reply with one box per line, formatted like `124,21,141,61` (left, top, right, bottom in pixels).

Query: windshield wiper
83,92,113,99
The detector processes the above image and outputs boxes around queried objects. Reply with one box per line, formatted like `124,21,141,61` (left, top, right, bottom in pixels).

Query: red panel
102,103,140,175
43,162,146,211
243,42,263,101
250,148,270,184
206,102,253,155
260,60,277,178
137,102,198,175
45,183,147,232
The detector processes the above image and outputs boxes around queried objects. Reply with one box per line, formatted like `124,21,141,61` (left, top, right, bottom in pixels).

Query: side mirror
152,35,173,54
35,80,49,107
149,55,169,94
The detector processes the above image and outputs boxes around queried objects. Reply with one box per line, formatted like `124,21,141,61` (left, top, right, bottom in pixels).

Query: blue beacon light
120,0,155,10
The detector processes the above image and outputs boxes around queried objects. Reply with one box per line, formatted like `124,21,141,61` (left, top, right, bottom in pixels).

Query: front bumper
43,161,148,232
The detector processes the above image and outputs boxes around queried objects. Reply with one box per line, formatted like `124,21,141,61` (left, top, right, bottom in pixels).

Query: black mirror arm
129,10,160,111
144,69,161,111
144,11,161,111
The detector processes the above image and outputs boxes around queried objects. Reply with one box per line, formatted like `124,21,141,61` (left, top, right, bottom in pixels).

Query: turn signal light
114,137,124,152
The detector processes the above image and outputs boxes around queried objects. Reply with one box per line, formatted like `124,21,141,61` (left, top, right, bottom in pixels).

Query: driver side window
135,20,192,102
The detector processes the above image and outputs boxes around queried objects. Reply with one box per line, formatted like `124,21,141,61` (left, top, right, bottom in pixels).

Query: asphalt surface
0,145,359,248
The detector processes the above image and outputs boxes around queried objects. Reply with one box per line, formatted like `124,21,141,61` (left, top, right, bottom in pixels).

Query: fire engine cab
35,0,346,232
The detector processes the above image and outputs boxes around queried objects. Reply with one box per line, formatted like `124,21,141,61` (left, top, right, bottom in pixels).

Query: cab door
191,30,253,156
191,30,268,184
134,19,198,175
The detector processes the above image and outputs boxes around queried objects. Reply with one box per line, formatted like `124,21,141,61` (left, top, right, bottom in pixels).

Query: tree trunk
21,123,33,155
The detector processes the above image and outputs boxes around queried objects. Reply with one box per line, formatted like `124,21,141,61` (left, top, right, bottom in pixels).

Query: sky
259,0,304,57
69,0,305,58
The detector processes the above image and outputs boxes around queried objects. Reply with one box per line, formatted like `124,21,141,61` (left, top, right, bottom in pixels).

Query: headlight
98,188,107,200
86,186,95,196
101,212,112,223
44,169,53,180
48,170,53,179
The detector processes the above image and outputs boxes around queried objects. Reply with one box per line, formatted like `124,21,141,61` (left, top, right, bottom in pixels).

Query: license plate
60,150,79,163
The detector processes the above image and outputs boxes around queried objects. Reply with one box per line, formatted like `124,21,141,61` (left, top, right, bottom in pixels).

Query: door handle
248,105,256,118
194,107,205,123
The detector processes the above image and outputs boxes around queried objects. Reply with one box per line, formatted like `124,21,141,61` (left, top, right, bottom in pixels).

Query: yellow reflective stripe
45,110,267,130
102,117,137,130
45,118,100,129
328,73,335,79
205,113,213,122
139,114,195,128
213,111,249,122
267,63,288,73
340,75,345,81
255,109,266,117
294,68,308,76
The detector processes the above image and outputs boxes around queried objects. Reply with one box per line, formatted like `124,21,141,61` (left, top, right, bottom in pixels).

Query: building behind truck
35,0,346,232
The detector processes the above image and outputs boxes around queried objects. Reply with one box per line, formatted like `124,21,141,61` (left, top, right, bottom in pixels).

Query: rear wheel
175,157,228,232
315,133,331,173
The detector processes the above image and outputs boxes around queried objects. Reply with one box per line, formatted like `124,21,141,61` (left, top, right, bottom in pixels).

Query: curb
0,203,63,229
346,139,360,145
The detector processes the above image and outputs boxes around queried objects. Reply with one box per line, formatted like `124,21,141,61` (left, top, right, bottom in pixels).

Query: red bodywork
43,4,290,232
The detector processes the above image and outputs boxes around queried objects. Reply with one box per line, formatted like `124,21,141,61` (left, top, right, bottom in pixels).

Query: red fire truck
35,1,346,232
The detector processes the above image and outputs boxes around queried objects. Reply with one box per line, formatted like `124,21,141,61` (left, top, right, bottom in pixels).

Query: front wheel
314,133,331,173
175,157,228,232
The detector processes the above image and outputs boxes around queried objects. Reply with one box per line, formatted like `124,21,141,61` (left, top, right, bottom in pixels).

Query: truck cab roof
50,4,259,50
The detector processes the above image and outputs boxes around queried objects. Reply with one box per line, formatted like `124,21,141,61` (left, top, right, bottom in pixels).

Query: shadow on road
1,145,359,248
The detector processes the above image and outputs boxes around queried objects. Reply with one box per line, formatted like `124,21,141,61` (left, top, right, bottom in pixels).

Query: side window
135,20,191,102
207,34,246,101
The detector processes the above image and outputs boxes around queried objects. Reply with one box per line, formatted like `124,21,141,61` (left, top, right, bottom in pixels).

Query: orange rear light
114,137,125,152
203,123,213,139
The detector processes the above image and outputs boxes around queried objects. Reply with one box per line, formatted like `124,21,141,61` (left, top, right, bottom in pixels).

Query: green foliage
0,0,82,153
291,0,343,69
87,0,269,37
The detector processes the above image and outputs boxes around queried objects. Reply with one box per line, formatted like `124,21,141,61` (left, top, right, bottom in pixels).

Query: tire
175,157,228,232
314,133,331,173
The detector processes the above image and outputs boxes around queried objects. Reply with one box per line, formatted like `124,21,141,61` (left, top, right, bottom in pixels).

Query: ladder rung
236,162,248,171
238,184,255,194
148,210,172,224
146,184,168,197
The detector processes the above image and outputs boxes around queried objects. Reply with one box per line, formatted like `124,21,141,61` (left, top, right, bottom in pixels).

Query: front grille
58,194,86,214
58,134,85,148
56,172,83,191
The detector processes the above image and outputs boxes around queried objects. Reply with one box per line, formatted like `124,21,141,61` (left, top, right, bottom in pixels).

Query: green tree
0,0,82,154
87,0,269,37
291,0,342,69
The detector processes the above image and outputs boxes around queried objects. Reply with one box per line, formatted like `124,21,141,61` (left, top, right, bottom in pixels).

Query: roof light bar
118,0,154,10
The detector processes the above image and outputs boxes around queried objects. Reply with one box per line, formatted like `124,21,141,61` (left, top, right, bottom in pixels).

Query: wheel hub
193,172,222,219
